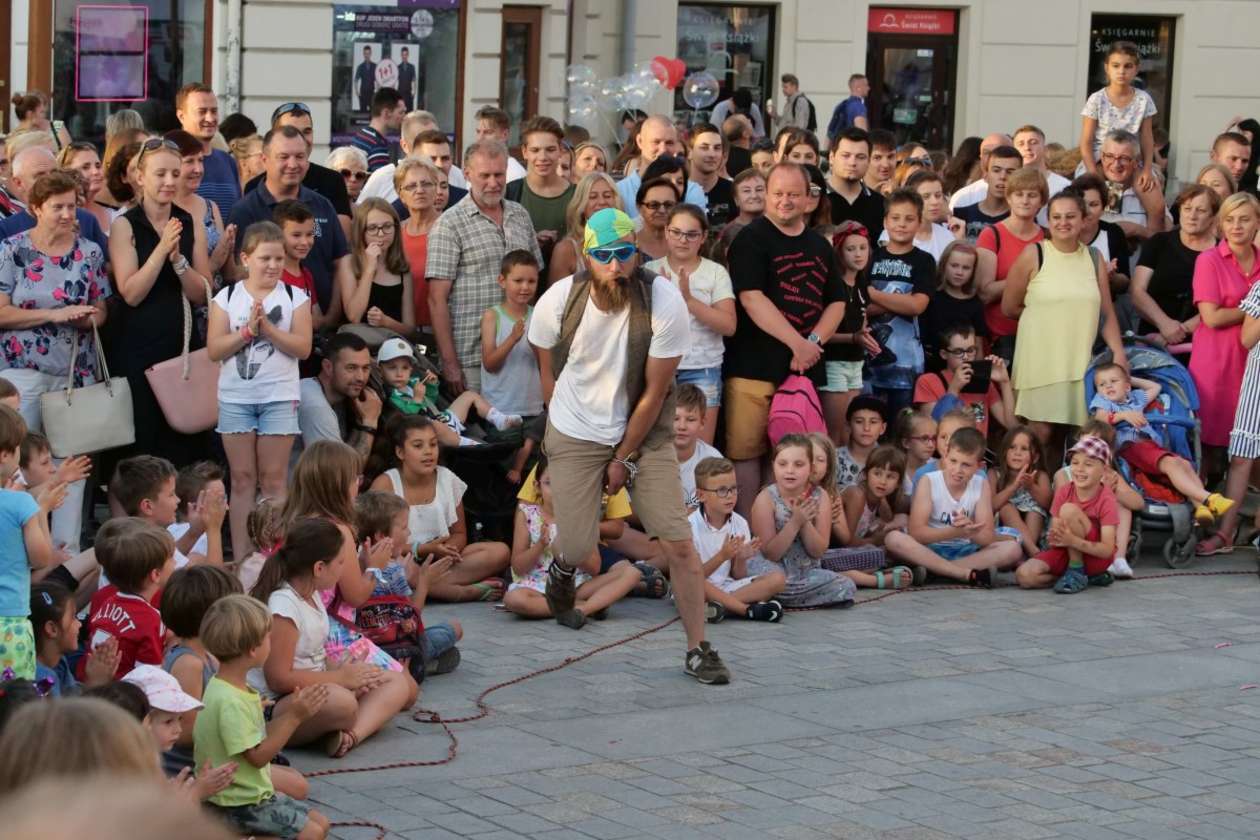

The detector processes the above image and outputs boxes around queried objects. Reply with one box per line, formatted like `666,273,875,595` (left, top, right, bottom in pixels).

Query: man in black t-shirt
688,124,734,228
827,128,885,243
725,163,846,511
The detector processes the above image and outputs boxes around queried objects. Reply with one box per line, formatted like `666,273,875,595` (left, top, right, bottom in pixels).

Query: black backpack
805,97,818,132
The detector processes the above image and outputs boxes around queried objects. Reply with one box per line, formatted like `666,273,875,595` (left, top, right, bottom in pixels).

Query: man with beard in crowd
527,207,730,685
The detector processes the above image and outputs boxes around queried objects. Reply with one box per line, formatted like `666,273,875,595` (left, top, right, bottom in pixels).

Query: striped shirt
196,149,241,218
350,125,392,172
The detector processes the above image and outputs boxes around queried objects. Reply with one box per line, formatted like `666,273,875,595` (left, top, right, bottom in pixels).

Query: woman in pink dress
1193,193,1260,555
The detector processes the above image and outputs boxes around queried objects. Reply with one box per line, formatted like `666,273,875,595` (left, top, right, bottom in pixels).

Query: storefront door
866,8,957,151
501,6,541,150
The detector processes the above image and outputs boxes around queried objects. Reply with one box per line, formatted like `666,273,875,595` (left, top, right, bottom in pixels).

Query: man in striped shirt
351,88,405,173
175,83,241,217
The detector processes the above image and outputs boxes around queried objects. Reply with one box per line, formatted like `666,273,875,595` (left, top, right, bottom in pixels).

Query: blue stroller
1084,339,1202,568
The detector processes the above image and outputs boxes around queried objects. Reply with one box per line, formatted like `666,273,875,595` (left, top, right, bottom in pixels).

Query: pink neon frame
75,4,150,102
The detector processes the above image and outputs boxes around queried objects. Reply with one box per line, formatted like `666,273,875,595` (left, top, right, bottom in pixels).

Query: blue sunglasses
587,244,638,264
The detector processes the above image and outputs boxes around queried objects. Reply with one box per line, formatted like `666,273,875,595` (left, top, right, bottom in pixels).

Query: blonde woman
228,133,265,191
340,197,414,335
58,140,112,232
395,156,443,326
546,172,623,284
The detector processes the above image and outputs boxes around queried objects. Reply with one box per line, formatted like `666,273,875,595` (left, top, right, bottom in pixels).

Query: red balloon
651,56,687,90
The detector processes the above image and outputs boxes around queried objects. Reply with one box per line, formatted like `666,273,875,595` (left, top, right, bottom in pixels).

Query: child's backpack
768,374,826,445
338,594,430,682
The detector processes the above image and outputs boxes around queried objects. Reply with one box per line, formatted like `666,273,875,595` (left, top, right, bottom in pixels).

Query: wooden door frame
0,0,10,132
500,6,541,130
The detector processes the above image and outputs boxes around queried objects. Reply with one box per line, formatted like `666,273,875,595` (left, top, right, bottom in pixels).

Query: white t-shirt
644,257,735,371
168,523,207,562
688,507,756,592
949,171,1071,226
383,466,466,545
880,223,957,263
360,163,400,204
248,583,328,697
529,274,691,446
678,439,723,509
1081,88,1157,159
212,282,310,404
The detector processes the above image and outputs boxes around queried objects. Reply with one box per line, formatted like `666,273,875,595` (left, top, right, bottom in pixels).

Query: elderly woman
396,156,442,327
57,141,111,233
108,138,213,466
1002,190,1126,446
0,170,110,548
1131,184,1219,347
327,146,369,204
166,130,235,280
634,177,679,262
1191,193,1260,555
547,172,622,284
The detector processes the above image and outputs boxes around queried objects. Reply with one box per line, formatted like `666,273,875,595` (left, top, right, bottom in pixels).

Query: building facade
6,0,1258,186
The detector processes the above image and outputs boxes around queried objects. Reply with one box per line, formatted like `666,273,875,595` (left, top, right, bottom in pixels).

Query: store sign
74,5,149,102
867,8,956,35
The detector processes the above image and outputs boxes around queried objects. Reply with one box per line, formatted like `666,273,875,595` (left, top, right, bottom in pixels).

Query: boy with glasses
913,324,1014,437
689,457,786,623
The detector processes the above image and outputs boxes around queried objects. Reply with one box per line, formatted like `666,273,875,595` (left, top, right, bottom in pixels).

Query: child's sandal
324,729,358,759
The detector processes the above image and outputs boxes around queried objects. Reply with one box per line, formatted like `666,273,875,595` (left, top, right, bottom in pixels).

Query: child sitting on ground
689,457,785,623
748,434,857,608
1017,436,1121,594
910,407,977,489
378,337,521,447
505,454,641,629
885,426,1023,587
197,594,331,838
837,445,917,589
835,396,889,490
85,518,176,678
1053,420,1144,578
674,384,723,509
807,432,850,547
354,490,463,680
30,580,118,695
170,461,228,569
1092,362,1232,525
236,498,284,592
990,425,1053,557
109,456,197,570
895,409,937,498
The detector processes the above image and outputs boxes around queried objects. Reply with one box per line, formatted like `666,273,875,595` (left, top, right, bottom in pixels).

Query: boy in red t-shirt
913,324,1015,437
274,199,331,327
85,517,176,678
1015,436,1118,595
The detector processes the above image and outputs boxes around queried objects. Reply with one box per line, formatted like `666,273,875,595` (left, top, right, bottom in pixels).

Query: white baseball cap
377,337,416,365
122,664,204,713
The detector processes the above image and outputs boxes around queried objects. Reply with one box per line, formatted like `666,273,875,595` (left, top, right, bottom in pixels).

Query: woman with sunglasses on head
327,146,370,204
108,137,213,466
166,130,237,281
634,177,680,262
341,197,414,337
57,141,112,234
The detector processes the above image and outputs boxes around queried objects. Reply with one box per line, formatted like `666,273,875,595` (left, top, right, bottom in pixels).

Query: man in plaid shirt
427,138,542,391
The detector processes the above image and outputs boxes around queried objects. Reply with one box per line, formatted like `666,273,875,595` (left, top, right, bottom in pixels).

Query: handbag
40,321,135,458
145,279,218,434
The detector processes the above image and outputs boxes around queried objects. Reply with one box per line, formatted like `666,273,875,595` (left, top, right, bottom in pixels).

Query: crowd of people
0,37,1259,837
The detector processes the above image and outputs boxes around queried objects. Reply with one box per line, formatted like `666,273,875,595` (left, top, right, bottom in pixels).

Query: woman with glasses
340,197,414,337
395,157,442,327
57,142,112,234
634,177,679,261
548,172,623,285
801,164,833,237
644,204,735,444
108,138,213,466
327,146,370,204
166,130,235,282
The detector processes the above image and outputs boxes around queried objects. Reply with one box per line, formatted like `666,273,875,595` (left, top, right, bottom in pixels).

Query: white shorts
708,575,755,594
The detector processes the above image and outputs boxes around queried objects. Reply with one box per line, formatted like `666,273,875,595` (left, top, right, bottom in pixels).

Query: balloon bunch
564,56,722,131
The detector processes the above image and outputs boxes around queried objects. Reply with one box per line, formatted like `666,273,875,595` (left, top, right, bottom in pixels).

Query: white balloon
682,72,720,110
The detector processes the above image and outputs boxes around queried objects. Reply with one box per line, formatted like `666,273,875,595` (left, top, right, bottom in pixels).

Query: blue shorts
929,541,980,561
821,360,863,393
676,366,722,408
217,400,301,435
420,622,458,660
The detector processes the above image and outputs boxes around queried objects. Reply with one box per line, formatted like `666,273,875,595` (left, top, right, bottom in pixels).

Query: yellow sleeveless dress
1011,242,1100,426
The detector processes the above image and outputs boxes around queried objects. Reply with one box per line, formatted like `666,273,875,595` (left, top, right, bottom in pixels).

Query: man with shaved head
0,147,109,254
616,114,709,218
949,132,1013,212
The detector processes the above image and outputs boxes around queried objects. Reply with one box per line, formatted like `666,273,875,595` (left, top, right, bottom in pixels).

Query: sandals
634,562,670,599
1195,532,1234,556
324,729,358,759
469,578,506,601
873,566,913,590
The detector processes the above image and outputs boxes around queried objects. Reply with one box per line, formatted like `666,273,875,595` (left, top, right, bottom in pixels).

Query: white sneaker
1108,556,1134,579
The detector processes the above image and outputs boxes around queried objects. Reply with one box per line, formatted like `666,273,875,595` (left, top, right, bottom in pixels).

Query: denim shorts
929,541,980,561
821,360,863,393
420,621,458,660
217,400,301,435
209,793,309,837
676,366,722,408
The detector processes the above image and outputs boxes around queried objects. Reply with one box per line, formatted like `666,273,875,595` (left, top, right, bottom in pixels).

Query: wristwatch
806,333,821,344
172,256,189,276
353,423,377,434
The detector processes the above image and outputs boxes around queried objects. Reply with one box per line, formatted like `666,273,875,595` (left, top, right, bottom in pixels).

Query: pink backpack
767,374,826,445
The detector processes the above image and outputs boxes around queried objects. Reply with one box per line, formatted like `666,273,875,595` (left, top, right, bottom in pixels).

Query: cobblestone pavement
294,552,1260,840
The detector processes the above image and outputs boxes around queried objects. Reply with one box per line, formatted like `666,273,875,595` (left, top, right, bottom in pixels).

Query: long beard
590,273,631,311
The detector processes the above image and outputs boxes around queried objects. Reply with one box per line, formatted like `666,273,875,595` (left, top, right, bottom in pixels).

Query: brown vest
550,267,676,451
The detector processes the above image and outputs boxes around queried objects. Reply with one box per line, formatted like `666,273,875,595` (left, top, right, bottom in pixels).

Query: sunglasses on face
642,200,676,213
587,244,638,264
340,169,369,182
906,156,933,167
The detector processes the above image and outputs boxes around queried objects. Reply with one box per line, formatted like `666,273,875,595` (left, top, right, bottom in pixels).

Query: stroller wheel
1163,537,1197,569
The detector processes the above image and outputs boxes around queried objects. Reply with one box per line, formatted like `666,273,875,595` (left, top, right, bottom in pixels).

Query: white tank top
926,470,985,529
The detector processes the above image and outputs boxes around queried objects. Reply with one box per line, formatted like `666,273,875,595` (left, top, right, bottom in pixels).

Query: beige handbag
40,321,135,458
145,279,218,434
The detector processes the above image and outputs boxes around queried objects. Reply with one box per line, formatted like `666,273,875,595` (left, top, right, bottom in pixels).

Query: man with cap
528,207,730,684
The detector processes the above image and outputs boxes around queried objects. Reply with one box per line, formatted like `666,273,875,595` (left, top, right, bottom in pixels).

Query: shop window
675,4,775,130
1087,14,1176,135
52,0,208,143
332,3,461,147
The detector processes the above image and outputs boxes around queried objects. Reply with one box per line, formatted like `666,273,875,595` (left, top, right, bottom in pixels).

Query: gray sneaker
684,641,731,685
544,561,577,617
